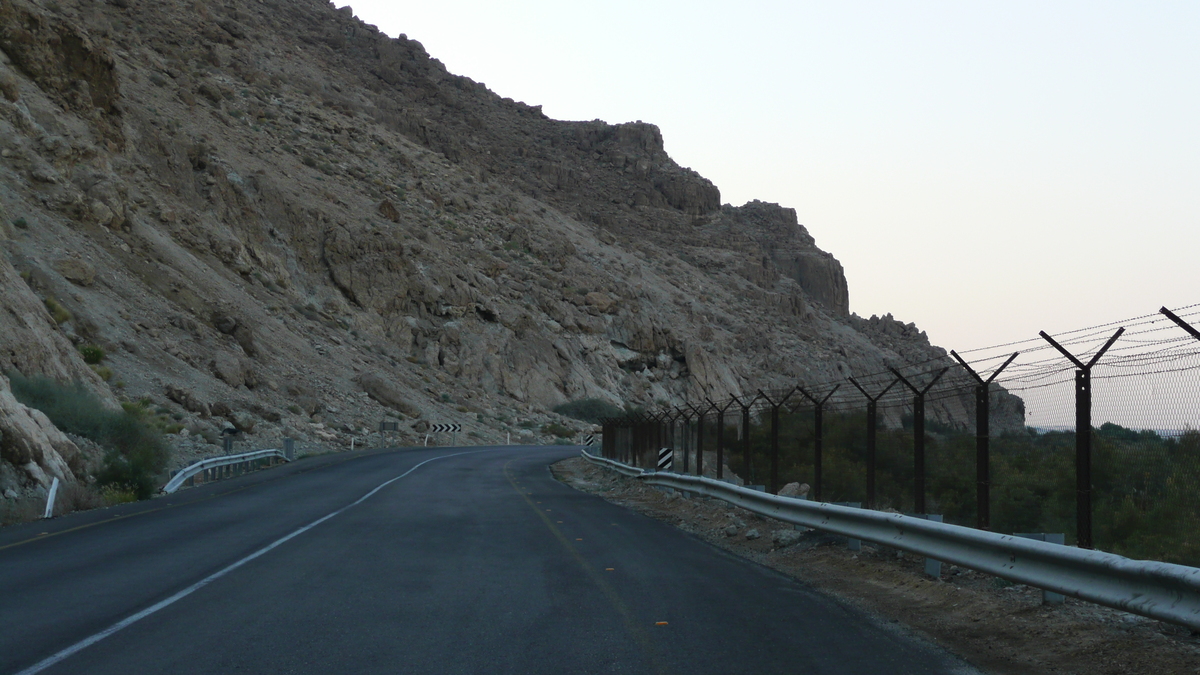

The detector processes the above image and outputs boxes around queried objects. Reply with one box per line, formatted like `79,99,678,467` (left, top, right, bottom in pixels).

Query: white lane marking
16,449,488,675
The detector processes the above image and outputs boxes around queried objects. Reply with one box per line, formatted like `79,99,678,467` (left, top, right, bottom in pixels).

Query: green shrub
91,365,113,381
44,297,71,324
100,485,138,505
542,422,575,439
552,398,623,424
78,344,105,364
8,373,169,500
12,217,28,229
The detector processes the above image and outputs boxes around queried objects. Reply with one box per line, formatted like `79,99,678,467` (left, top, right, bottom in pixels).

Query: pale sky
346,1,1199,356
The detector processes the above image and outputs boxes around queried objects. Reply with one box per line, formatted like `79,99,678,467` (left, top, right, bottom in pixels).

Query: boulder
232,324,257,357
295,395,323,417
0,67,18,102
745,528,761,540
211,351,246,388
356,373,421,417
377,199,401,222
164,384,210,417
584,291,616,313
772,529,803,548
212,312,238,335
54,258,96,286
230,412,256,433
90,200,115,226
778,482,810,498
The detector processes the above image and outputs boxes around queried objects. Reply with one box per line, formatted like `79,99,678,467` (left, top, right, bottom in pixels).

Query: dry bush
0,495,41,526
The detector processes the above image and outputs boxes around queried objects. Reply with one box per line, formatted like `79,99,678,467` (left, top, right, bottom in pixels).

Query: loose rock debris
552,457,1200,675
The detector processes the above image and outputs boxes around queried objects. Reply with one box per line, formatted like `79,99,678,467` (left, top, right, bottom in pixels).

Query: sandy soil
552,457,1200,675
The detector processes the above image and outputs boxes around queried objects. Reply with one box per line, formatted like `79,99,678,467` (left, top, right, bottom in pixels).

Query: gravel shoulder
552,456,1200,675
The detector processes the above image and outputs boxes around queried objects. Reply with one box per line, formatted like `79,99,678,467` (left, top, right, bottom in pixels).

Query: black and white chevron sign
657,447,672,471
583,435,596,446
430,423,461,433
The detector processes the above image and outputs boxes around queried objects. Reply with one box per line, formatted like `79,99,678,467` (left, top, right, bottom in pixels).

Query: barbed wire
607,304,1200,422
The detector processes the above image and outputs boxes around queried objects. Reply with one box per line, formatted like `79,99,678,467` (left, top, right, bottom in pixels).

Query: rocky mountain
0,0,1020,502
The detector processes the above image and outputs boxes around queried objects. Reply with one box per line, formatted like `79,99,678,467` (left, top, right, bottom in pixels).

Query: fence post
1160,306,1200,342
730,394,757,485
891,367,949,514
866,399,876,508
758,388,797,495
671,408,688,473
797,386,840,502
687,402,712,477
770,404,779,493
951,351,1018,530
709,398,734,481
849,377,899,510
1039,328,1123,549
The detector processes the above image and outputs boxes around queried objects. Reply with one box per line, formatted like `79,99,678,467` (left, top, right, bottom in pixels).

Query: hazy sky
347,1,1199,355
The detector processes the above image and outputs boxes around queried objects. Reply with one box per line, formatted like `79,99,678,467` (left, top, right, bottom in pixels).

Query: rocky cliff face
0,0,1021,499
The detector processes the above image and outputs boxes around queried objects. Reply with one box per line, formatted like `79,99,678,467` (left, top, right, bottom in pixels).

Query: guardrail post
890,367,949,514
1014,533,1067,603
1040,328,1123,549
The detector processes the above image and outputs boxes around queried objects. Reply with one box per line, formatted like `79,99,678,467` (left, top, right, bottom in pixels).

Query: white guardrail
161,449,289,494
581,450,1200,631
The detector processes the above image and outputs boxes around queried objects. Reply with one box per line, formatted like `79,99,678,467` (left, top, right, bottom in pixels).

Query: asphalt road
0,446,977,674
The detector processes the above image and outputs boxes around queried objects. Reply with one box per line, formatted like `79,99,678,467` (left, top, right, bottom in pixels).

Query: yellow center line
502,459,671,675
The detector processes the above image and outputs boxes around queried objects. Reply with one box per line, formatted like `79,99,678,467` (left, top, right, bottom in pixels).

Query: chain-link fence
601,305,1200,567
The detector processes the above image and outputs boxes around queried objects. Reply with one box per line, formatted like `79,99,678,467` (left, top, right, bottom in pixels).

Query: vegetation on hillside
553,398,624,424
7,373,169,499
704,412,1200,566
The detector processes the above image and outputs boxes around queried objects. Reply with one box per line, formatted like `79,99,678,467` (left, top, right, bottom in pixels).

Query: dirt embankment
552,457,1200,675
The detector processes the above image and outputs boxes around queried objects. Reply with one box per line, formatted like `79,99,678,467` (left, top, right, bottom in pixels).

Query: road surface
0,445,977,674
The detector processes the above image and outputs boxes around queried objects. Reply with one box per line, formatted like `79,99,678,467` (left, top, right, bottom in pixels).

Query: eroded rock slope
0,0,1017,498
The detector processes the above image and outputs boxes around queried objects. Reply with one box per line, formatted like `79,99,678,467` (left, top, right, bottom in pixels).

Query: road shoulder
552,456,1200,675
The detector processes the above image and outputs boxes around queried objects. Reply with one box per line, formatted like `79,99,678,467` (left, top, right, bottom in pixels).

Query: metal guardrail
580,450,1200,631
585,452,644,477
161,449,289,494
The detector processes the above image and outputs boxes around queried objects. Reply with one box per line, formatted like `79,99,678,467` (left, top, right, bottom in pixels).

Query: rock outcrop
0,374,82,491
0,0,1022,499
